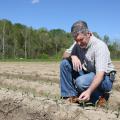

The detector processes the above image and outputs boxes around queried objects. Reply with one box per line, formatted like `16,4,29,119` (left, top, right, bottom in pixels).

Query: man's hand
79,89,91,101
71,55,82,71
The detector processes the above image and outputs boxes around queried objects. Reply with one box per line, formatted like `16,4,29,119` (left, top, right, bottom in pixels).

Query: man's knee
75,72,95,92
60,59,71,70
100,78,113,92
75,77,87,91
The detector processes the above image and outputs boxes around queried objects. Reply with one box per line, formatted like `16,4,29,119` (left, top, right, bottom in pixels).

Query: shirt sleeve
65,42,76,54
95,43,110,73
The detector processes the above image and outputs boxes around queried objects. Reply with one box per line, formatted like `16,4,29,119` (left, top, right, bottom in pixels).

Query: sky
0,0,120,39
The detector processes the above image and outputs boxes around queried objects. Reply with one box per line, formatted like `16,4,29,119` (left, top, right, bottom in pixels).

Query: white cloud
32,0,40,4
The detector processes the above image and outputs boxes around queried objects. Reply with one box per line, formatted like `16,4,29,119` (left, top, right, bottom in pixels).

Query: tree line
0,19,120,60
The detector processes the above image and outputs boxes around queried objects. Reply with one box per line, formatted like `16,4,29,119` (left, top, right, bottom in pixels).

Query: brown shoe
96,96,107,107
67,96,80,103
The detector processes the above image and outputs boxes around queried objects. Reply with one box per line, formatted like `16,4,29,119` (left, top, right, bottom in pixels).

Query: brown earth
0,61,120,120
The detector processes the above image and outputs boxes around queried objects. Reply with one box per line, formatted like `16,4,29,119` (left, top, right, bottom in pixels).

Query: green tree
103,35,110,45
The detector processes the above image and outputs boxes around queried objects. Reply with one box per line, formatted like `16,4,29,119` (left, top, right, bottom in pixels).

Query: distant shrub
39,54,49,59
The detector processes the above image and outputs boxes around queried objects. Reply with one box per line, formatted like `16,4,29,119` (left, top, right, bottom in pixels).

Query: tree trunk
2,21,6,59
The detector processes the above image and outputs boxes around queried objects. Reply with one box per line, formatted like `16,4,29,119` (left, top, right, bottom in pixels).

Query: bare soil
0,61,120,120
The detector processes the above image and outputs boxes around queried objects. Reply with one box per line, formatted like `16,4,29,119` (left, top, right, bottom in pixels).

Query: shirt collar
86,34,95,49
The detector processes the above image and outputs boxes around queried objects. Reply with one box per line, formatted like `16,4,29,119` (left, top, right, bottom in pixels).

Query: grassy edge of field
0,58,120,62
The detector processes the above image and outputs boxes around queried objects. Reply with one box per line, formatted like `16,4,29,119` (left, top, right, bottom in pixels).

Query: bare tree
21,28,28,59
2,21,6,59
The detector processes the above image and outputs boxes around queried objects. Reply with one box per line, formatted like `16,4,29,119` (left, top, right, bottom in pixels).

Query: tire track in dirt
0,75,60,99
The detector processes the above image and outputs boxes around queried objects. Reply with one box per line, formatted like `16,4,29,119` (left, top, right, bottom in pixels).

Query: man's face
73,32,90,48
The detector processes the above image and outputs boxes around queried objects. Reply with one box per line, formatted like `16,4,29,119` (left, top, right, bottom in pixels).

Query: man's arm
79,71,104,101
62,42,76,59
63,42,82,71
62,51,71,59
63,52,82,71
